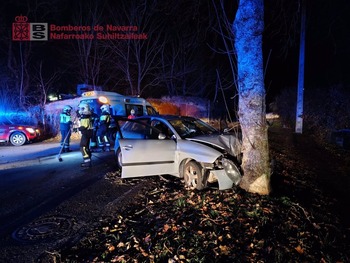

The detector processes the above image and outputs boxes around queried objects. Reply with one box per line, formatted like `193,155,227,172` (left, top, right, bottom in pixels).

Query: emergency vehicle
79,90,158,117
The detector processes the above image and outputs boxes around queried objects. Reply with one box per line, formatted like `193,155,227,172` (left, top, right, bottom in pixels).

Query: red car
0,121,41,146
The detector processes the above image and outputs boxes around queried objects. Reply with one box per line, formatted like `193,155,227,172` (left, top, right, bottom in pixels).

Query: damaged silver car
114,115,242,190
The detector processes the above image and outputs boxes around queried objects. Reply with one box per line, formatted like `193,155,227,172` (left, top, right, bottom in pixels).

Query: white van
79,91,158,117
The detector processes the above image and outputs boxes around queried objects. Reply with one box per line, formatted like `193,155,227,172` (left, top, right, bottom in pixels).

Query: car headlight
25,128,35,134
221,158,242,185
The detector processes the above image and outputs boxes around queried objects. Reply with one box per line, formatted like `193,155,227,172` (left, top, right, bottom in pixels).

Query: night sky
264,0,350,100
1,0,350,105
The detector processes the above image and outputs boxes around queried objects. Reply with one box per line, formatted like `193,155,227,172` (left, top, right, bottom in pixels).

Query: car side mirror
158,133,166,140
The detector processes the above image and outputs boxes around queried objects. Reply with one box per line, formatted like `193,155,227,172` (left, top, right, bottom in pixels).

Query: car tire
183,160,207,190
10,132,26,146
116,147,122,169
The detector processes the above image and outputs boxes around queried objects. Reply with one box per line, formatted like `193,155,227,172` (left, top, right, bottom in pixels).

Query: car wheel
116,147,122,169
183,160,207,190
10,132,26,146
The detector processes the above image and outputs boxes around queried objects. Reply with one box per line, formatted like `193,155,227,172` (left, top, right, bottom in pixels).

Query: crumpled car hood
187,134,242,157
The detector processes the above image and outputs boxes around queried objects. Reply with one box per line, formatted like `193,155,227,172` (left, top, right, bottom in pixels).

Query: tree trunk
233,0,271,195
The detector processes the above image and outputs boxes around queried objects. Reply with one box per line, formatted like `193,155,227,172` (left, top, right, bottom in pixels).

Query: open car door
119,138,177,178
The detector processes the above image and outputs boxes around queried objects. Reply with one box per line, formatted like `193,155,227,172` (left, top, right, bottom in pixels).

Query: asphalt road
0,140,140,262
0,139,81,167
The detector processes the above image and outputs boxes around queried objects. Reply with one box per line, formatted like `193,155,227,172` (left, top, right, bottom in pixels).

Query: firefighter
77,103,94,167
89,107,99,152
97,104,111,151
59,105,73,153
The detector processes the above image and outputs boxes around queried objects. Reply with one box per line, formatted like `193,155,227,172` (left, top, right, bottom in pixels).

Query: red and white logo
12,15,48,41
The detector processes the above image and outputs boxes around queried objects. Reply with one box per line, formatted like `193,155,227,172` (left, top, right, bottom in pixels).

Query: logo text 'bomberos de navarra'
12,15,48,41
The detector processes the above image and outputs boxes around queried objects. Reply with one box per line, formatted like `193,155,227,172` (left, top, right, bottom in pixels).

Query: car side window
150,120,173,139
121,119,159,140
129,122,151,137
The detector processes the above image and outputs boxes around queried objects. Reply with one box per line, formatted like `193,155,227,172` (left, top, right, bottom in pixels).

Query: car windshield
168,118,219,138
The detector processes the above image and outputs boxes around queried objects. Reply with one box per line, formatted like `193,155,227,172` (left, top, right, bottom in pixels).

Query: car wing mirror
158,133,166,140
223,128,230,133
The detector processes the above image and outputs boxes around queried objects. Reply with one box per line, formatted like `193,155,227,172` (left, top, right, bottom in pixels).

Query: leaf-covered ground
58,125,350,263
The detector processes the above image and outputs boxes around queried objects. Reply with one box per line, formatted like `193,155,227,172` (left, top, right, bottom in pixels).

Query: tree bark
233,0,271,195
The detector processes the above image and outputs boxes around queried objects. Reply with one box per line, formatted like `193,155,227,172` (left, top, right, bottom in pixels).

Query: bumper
211,170,235,190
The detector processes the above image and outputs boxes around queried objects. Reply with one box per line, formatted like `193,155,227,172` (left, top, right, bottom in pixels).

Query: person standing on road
76,103,94,167
97,104,111,151
89,107,99,152
59,105,73,153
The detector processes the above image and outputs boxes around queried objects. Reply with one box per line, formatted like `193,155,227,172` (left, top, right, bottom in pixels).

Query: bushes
147,100,180,115
148,96,210,118
272,85,350,142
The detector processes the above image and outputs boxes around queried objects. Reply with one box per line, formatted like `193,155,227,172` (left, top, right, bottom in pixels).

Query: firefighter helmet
78,103,91,115
63,105,72,114
100,104,110,114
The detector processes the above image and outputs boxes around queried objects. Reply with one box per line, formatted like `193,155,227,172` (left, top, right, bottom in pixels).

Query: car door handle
122,145,133,150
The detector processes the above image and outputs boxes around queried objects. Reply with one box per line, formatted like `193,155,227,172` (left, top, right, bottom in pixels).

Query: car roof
136,115,197,121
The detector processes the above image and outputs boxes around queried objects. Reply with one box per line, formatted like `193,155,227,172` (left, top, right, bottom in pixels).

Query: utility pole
295,0,306,134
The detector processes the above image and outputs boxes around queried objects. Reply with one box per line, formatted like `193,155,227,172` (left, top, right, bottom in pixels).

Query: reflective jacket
79,114,93,132
60,113,72,130
99,112,111,126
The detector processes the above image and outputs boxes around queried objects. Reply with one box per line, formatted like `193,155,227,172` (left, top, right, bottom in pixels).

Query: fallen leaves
57,128,350,263
295,245,304,254
58,173,350,263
